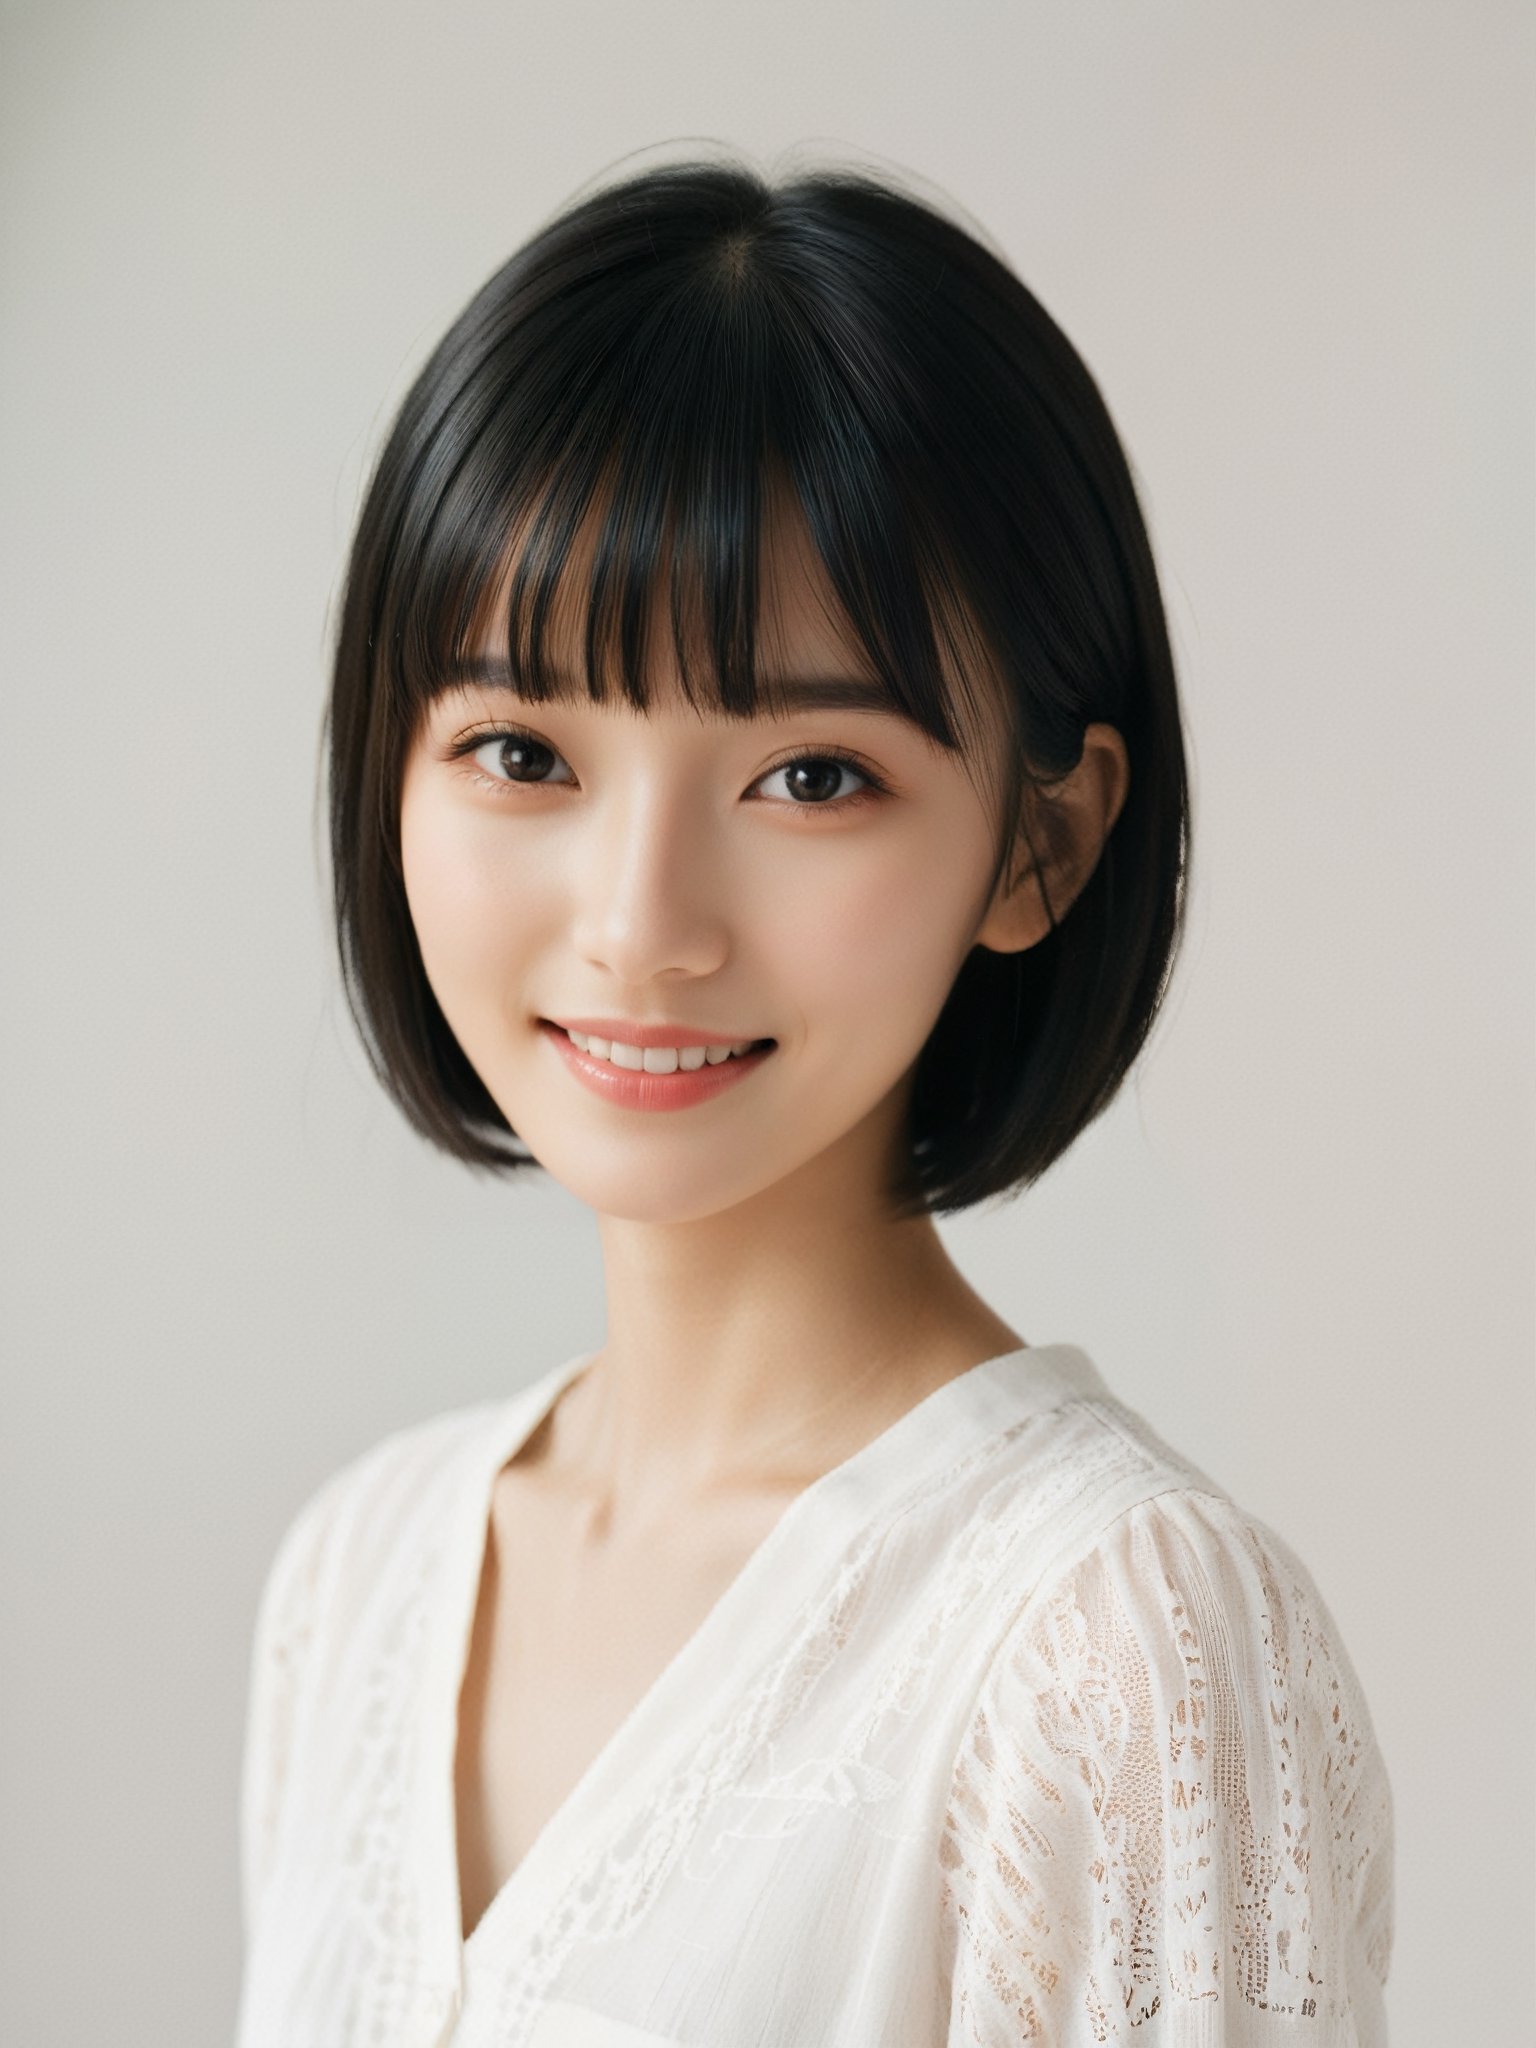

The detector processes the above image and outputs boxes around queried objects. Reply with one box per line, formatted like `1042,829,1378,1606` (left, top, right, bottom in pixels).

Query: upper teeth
565,1029,761,1073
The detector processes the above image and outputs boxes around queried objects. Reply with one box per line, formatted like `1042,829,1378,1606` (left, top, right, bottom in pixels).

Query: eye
752,750,886,815
448,727,888,816
459,728,575,789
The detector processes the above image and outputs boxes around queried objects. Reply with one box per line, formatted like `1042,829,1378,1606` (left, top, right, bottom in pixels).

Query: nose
568,777,730,987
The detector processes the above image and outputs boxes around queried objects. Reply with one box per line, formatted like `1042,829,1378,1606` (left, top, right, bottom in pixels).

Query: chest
451,1466,793,1943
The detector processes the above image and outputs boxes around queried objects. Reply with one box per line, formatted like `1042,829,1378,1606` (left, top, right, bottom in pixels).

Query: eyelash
446,725,891,817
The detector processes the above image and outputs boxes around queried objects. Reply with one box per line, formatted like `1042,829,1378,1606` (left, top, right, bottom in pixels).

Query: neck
551,1152,1023,1538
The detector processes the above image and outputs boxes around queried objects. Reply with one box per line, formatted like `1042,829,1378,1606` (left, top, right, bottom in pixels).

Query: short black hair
325,154,1190,1219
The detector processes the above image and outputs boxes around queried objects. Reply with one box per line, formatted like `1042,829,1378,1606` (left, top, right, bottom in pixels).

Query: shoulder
1019,1485,1390,1808
943,1483,1396,2041
251,1395,513,1636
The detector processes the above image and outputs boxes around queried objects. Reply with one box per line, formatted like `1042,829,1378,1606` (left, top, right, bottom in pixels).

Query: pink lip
539,1019,775,1111
546,1015,771,1050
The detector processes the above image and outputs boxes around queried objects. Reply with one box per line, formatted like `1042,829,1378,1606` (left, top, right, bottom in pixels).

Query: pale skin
397,494,1130,1937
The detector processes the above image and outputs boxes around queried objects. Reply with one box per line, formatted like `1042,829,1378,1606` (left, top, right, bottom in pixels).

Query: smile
562,1028,766,1073
538,1020,777,1111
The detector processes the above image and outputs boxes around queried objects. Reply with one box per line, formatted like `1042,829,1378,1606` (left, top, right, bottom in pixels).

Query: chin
538,1152,797,1228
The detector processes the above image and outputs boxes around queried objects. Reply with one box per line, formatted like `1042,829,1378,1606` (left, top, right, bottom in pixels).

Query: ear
974,723,1130,954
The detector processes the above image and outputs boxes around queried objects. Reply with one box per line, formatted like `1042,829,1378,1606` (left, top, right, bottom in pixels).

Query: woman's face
398,504,1041,1228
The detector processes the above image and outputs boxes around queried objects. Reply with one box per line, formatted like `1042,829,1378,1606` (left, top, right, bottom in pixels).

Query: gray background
2,2,1531,2042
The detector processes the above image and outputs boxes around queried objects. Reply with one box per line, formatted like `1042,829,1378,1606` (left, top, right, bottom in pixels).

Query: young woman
236,156,1395,2047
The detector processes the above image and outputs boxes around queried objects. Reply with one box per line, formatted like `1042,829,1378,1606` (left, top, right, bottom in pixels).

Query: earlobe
974,723,1130,957
973,840,1056,956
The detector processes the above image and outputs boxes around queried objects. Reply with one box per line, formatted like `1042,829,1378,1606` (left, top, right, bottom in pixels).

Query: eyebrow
440,655,906,720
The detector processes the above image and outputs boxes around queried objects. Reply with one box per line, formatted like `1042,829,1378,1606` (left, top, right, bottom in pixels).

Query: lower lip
539,1021,776,1111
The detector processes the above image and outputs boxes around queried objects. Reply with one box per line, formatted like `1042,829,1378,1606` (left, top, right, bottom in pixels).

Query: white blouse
235,1344,1395,2047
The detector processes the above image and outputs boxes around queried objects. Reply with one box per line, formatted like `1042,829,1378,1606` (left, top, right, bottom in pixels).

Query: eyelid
453,723,577,783
757,739,886,786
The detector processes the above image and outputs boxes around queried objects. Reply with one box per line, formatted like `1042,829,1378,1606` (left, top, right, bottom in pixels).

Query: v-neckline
411,1339,1109,1985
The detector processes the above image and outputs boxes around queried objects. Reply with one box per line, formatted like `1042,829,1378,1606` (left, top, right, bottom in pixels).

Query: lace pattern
938,1489,1395,2042
486,1407,1150,2040
239,1373,1393,2048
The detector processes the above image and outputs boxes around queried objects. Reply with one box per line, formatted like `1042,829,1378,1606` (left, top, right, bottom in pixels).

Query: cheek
764,836,986,1037
399,789,529,1000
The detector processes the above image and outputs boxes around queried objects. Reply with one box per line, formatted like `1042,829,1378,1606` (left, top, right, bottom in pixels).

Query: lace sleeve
237,1470,347,1945
939,1487,1395,2045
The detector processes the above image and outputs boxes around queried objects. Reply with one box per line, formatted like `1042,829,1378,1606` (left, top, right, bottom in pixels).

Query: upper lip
546,1016,770,1049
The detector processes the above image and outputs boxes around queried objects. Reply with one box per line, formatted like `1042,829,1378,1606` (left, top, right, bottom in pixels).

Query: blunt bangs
327,154,1191,1217
380,223,1017,776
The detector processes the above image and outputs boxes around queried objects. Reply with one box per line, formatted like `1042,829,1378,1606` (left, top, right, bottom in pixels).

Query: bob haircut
326,155,1190,1220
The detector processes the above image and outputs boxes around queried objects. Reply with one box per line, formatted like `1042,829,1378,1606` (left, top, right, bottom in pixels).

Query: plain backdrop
2,2,1531,2042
